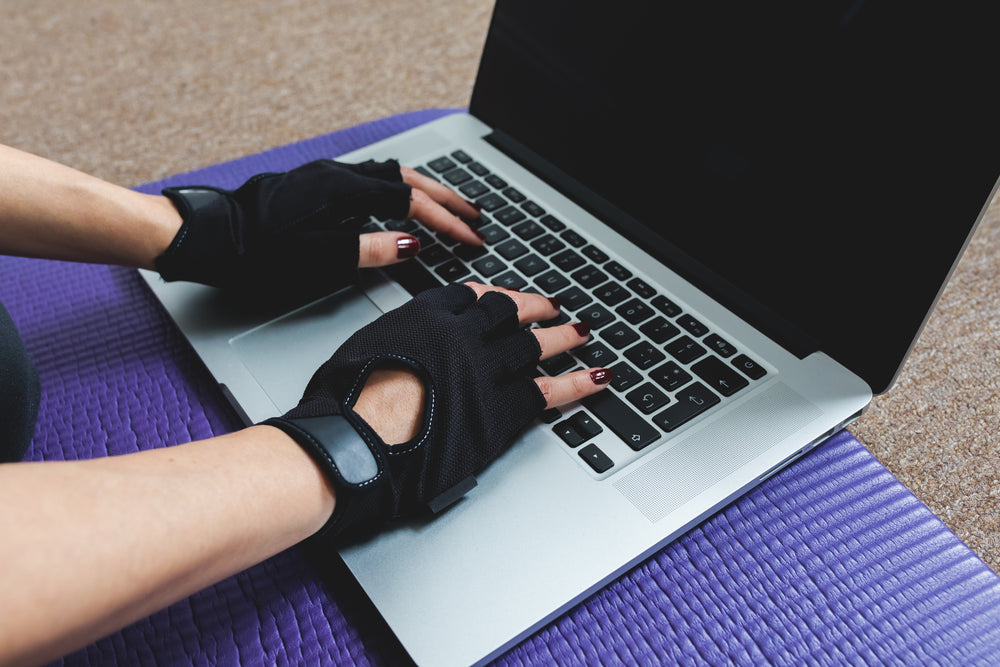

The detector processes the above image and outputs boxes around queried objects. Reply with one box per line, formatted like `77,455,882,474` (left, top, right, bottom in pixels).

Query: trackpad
229,288,384,413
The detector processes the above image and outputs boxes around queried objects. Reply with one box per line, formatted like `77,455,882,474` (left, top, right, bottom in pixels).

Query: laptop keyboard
362,149,769,477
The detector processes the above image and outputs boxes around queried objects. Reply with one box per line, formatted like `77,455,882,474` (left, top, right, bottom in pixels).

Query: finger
357,232,420,268
532,321,591,360
463,282,560,324
402,166,481,220
534,367,613,410
408,188,485,246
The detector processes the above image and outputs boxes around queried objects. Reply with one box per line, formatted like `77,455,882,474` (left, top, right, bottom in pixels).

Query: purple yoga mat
2,109,998,665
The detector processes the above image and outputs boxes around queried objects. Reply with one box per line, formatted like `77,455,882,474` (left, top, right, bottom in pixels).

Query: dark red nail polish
396,236,420,259
473,228,487,241
548,297,561,310
465,199,483,211
572,321,591,338
590,368,613,385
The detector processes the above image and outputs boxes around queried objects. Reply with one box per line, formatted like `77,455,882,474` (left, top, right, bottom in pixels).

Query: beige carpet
3,0,997,572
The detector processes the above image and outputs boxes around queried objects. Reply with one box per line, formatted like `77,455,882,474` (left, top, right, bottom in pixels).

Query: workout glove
155,159,411,300
264,283,547,543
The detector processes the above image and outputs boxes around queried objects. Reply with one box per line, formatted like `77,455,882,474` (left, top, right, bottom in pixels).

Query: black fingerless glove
155,159,411,301
264,283,547,544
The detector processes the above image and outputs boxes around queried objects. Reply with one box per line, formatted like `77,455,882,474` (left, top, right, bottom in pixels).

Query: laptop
140,1,1000,664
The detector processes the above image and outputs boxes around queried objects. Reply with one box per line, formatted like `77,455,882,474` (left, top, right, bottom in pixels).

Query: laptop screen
471,0,1000,394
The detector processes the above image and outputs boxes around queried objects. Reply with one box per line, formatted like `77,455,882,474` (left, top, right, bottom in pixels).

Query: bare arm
0,143,182,269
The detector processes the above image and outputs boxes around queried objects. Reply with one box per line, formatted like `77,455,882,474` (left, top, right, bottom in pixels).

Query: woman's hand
265,283,611,543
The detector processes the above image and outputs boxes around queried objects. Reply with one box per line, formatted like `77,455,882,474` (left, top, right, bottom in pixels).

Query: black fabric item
265,283,547,543
0,301,40,463
155,159,411,301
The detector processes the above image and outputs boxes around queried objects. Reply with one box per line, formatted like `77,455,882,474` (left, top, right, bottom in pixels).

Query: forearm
0,425,335,666
0,143,181,268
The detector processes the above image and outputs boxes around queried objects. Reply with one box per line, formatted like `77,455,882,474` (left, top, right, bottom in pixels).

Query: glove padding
264,283,547,544
155,159,411,301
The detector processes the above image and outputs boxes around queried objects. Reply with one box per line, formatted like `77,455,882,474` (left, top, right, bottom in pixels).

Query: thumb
358,232,421,268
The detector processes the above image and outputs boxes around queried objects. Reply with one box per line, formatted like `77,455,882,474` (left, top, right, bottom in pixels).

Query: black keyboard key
627,277,657,299
382,258,442,296
649,361,692,392
420,244,453,266
640,317,681,344
484,174,507,189
502,186,526,203
581,245,609,264
538,311,570,328
608,361,642,392
385,218,418,232
692,356,749,397
582,391,661,451
492,271,528,290
428,156,457,172
522,201,545,217
652,295,683,317
626,383,671,414
578,303,617,330
539,407,562,424
705,334,737,357
472,255,507,277
575,341,619,367
554,421,585,448
569,411,603,439
600,321,640,348
594,282,630,306
514,253,549,276
468,161,490,176
454,244,489,262
451,150,472,163
434,259,471,282
579,443,615,473
616,299,655,325
540,214,565,232
539,351,576,376
512,219,545,239
476,193,507,212
605,261,632,281
677,314,710,337
665,335,707,364
732,354,767,380
415,165,437,180
459,180,490,199
554,286,592,311
535,270,571,294
531,234,566,256
653,382,720,433
552,249,586,272
624,341,665,370
560,230,586,247
443,168,474,186
495,238,529,260
571,265,608,289
479,223,510,245
495,206,527,226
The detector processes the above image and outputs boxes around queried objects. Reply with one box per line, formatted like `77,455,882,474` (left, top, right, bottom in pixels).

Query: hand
155,159,482,300
264,283,611,543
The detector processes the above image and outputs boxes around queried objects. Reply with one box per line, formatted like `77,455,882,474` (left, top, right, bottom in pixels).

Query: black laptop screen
471,1,1000,394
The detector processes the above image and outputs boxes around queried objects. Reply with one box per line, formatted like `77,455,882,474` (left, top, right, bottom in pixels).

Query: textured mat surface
3,109,999,665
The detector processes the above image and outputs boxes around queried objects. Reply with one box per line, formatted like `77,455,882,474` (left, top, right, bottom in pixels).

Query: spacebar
382,261,443,296
582,391,661,451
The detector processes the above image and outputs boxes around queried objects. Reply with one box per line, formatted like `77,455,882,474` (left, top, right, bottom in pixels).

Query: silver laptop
140,2,1000,665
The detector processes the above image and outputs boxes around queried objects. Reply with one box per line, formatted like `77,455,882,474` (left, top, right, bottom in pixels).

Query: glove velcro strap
263,414,386,544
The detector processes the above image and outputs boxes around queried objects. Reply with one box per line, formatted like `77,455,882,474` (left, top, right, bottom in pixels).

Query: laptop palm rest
229,288,384,414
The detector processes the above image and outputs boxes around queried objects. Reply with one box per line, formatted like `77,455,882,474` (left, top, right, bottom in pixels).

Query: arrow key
652,382,719,432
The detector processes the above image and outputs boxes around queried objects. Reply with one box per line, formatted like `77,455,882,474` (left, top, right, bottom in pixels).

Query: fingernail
465,199,483,211
396,236,420,259
473,228,487,241
590,368,613,385
548,297,561,310
572,321,591,338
